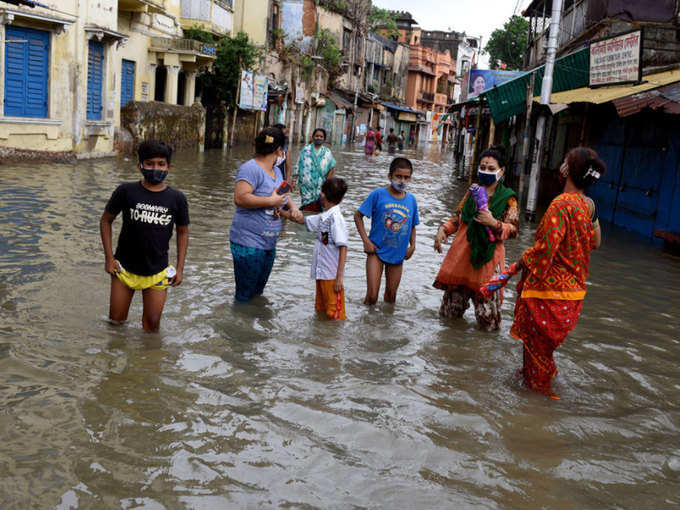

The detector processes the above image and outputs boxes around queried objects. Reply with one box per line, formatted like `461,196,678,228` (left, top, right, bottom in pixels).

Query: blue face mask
313,139,324,146
141,167,168,184
478,169,498,187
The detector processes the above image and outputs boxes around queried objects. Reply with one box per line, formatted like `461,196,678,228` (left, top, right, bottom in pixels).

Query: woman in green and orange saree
511,147,606,399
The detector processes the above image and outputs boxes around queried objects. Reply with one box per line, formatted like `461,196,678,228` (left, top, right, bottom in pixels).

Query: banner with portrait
468,69,523,98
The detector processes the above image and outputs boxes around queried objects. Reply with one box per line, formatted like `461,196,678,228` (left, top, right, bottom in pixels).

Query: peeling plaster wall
281,0,316,52
119,102,206,155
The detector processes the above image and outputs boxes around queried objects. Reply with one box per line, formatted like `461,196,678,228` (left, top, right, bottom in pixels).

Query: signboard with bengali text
589,30,642,87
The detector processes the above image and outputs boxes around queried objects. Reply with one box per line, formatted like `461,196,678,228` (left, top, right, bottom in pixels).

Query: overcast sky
372,0,532,68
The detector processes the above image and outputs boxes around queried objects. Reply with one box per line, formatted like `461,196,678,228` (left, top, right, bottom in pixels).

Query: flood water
1,143,679,509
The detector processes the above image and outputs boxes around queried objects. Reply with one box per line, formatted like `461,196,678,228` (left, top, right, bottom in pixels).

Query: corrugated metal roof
612,90,670,117
326,92,354,109
659,84,680,103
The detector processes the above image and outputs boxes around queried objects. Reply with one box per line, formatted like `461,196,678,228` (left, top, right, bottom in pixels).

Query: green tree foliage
368,6,398,38
484,15,529,70
316,28,343,85
183,25,216,44
185,30,259,106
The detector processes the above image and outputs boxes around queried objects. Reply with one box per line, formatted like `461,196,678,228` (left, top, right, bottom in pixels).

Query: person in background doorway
100,140,189,332
354,157,419,305
229,127,303,302
433,145,518,331
375,126,383,152
273,123,291,185
387,128,399,154
409,126,416,146
398,131,405,151
294,128,336,212
509,147,605,399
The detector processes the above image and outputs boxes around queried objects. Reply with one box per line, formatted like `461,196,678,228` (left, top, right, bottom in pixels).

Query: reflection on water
1,145,679,508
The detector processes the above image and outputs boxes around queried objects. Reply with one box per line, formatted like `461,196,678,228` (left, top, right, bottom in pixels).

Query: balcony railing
526,0,588,67
151,37,217,57
420,91,434,102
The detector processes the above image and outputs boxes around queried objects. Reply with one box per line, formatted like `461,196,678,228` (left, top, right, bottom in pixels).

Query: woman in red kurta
511,147,606,399
434,146,519,331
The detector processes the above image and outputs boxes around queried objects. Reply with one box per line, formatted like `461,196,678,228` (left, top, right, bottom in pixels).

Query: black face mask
141,167,168,184
313,139,324,146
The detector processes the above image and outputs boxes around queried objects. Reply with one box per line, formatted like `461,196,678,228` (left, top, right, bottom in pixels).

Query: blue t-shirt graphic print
358,187,419,265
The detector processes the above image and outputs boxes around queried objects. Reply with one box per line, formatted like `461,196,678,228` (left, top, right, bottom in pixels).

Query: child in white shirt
296,177,349,319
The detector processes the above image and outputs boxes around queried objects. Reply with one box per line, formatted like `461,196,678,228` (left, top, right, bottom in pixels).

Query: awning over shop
483,47,589,123
545,68,680,105
381,102,422,116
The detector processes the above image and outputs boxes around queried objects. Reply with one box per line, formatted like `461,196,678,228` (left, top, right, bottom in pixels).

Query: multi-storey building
0,1,217,159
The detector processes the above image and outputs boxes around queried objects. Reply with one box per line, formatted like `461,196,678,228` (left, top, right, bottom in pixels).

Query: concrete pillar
165,65,180,105
184,70,197,106
148,63,157,101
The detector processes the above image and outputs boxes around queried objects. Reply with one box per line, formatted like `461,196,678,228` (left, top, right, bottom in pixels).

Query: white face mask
391,179,407,192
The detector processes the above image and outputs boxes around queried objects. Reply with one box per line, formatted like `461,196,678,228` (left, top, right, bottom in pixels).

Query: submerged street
1,144,679,508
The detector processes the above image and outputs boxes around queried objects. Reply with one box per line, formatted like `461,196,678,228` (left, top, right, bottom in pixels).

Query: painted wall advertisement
468,69,523,98
239,70,268,111
589,30,642,87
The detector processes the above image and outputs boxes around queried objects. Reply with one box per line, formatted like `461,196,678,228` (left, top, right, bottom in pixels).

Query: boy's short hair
138,140,172,164
321,177,348,204
389,157,413,175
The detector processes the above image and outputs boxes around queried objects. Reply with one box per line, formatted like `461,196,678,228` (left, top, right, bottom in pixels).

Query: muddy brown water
1,144,679,508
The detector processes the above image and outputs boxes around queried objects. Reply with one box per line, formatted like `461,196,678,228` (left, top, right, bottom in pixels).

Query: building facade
0,0,217,159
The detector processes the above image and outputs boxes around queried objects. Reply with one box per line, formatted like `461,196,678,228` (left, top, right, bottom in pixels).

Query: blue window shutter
87,40,103,120
121,59,135,107
4,25,49,118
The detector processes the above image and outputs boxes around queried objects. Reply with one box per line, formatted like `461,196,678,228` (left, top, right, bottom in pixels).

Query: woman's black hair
389,157,413,175
138,140,172,164
479,145,506,169
312,128,327,140
255,127,285,155
273,123,286,131
565,147,607,189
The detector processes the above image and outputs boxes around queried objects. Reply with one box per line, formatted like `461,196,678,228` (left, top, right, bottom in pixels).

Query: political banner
239,70,269,111
468,69,523,98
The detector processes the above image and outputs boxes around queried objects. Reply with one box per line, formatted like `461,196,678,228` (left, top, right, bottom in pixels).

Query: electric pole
524,0,563,221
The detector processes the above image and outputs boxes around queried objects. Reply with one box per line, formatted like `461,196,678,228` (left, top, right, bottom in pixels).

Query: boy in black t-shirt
100,140,190,332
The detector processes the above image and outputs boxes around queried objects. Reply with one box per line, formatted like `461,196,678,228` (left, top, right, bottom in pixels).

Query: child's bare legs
142,288,168,332
109,275,134,324
364,254,384,305
384,262,403,303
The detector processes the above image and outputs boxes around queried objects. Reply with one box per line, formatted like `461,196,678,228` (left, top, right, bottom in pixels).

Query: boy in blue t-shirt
354,157,419,305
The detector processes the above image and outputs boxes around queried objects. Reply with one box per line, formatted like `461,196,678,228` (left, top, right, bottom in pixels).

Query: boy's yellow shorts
114,261,176,291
